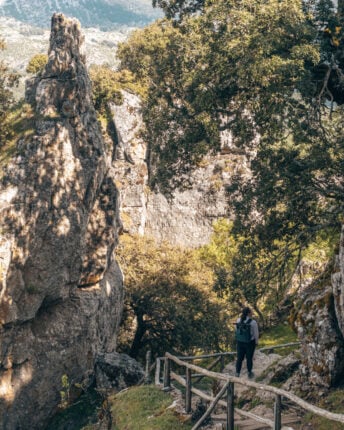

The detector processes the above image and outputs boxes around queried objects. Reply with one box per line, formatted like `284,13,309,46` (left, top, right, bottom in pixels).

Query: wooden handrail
177,351,236,361
165,352,344,425
171,371,274,427
259,342,301,352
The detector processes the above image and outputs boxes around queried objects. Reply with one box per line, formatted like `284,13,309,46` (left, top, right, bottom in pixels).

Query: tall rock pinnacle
0,14,123,429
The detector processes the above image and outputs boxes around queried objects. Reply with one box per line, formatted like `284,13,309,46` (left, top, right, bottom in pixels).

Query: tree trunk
129,310,146,359
253,303,266,329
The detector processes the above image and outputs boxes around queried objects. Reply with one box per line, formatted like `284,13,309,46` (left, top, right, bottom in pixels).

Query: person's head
240,306,252,321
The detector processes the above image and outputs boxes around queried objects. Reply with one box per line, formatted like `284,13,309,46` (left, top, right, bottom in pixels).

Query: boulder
95,352,144,391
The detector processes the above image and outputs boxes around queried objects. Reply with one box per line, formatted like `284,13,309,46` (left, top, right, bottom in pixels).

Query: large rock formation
294,286,344,388
0,14,123,429
111,92,251,247
293,254,344,388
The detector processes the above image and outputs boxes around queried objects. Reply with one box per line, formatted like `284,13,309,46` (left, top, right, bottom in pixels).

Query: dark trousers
235,340,256,374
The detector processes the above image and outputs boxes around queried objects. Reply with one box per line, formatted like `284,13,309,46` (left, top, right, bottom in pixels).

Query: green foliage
118,0,344,304
116,234,230,359
26,53,48,75
198,219,240,301
117,19,220,193
118,1,319,193
0,102,35,174
0,37,19,148
89,65,124,111
152,0,205,20
89,65,146,113
259,323,298,349
110,385,192,429
59,374,71,409
199,220,297,324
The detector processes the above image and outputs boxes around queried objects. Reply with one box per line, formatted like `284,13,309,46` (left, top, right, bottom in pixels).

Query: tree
0,38,18,147
118,1,319,192
26,53,48,75
118,0,344,305
152,0,205,20
116,234,230,359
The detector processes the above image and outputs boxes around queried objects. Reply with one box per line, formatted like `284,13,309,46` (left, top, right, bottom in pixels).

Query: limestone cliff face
111,92,251,247
0,14,123,429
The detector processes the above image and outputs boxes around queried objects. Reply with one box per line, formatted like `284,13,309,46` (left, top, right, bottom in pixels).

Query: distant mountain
0,0,161,29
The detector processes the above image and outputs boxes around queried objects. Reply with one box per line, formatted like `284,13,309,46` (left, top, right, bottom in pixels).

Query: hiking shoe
235,372,240,377
248,372,255,379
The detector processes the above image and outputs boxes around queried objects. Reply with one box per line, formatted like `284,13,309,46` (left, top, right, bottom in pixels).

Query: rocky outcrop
293,283,344,388
289,225,344,389
111,92,251,247
95,352,144,391
0,14,123,429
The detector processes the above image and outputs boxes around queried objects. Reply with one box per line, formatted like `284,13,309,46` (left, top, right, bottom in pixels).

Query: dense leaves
117,0,344,303
116,234,230,358
152,0,205,19
26,53,48,75
118,1,319,192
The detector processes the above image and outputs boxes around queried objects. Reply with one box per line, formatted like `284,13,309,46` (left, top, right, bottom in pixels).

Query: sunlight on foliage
116,234,231,359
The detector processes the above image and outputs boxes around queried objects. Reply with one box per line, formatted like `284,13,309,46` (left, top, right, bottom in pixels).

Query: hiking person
235,306,259,378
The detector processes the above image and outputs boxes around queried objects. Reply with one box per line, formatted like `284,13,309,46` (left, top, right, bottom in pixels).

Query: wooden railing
155,349,344,430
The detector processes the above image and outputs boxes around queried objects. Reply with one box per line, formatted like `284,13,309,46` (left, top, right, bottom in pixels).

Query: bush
26,53,48,75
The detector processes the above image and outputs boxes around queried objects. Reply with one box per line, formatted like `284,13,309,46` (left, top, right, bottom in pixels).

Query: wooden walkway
152,345,344,430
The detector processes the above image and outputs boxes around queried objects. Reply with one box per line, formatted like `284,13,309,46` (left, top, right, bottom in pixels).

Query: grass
301,388,344,429
110,385,192,430
259,322,298,356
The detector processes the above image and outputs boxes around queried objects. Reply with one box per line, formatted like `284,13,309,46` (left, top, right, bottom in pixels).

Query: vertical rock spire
0,14,123,429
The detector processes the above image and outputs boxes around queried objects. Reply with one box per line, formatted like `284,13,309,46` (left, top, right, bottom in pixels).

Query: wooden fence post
155,358,161,385
186,367,192,413
226,382,235,430
163,356,171,391
274,394,282,430
144,349,152,384
220,355,225,372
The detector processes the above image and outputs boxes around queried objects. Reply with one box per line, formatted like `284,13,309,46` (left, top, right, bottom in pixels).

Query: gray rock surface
0,14,123,429
294,286,344,388
111,92,251,247
95,352,144,391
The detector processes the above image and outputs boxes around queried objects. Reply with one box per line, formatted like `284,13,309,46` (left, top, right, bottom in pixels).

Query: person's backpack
235,318,252,343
